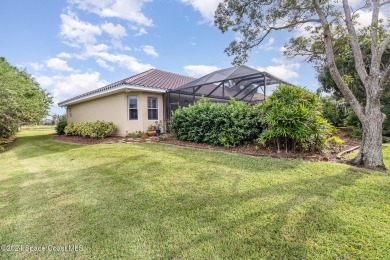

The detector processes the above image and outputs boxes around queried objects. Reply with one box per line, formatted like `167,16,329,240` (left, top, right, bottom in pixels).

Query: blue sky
0,0,320,115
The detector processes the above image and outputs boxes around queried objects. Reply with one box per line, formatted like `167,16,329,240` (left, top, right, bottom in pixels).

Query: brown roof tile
58,69,195,105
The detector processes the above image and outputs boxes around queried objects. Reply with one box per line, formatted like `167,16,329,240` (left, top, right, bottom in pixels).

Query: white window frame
147,96,158,120
128,96,138,120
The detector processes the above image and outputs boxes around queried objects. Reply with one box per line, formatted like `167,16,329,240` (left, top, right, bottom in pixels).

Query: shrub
345,128,363,139
327,136,345,153
320,96,349,127
64,121,116,139
170,98,261,148
127,131,147,138
256,85,334,153
55,115,67,135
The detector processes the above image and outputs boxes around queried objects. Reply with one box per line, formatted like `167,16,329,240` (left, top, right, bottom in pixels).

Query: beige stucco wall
67,91,164,136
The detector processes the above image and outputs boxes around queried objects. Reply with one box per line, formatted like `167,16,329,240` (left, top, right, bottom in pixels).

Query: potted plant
155,121,162,135
147,124,157,136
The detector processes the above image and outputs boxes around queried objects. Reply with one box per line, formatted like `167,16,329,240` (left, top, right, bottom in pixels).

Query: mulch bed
51,128,361,162
162,128,361,162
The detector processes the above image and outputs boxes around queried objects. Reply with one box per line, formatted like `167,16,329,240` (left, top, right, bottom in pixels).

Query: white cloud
29,62,45,71
134,27,147,36
259,37,278,51
69,0,153,26
94,52,153,73
36,72,109,103
257,60,300,81
184,65,220,76
354,9,389,29
101,22,127,38
46,58,74,72
60,11,102,47
181,0,221,22
96,59,114,71
57,52,72,59
142,45,159,57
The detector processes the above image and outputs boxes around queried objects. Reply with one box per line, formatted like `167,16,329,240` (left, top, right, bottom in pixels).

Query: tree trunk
351,103,386,171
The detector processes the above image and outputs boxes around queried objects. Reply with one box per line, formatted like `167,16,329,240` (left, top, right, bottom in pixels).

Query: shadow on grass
13,133,82,160
1,152,372,258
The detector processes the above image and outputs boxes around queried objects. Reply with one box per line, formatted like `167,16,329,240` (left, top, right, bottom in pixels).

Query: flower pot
147,130,157,136
156,129,161,135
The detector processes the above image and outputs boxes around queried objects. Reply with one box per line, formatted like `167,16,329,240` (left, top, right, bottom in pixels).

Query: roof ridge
225,65,243,79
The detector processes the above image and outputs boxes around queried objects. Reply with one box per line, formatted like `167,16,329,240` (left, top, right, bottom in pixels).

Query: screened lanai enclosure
166,65,289,118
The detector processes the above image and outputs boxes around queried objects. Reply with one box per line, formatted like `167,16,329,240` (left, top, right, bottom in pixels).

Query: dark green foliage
170,98,261,148
55,115,67,135
0,57,52,138
257,85,334,152
345,129,363,139
320,96,349,127
65,121,117,139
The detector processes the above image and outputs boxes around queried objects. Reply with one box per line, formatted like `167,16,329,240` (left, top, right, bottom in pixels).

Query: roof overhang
58,84,166,107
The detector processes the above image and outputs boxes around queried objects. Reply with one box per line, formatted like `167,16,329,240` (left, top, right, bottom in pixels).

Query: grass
0,129,389,259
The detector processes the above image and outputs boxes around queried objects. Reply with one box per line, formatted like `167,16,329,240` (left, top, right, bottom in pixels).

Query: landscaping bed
52,128,361,162
51,134,160,145
163,128,361,162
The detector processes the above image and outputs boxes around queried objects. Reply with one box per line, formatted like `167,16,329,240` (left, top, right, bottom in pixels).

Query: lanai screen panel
170,65,288,102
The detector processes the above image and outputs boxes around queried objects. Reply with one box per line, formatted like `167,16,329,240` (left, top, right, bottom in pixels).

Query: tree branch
380,0,390,6
268,19,320,30
369,0,381,78
379,34,390,58
342,0,369,84
313,0,365,121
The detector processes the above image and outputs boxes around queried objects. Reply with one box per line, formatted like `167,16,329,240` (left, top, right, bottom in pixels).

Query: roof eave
58,84,166,107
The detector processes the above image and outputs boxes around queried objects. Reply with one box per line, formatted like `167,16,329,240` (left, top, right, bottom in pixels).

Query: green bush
320,96,349,127
64,121,116,139
127,131,147,138
327,136,345,153
256,85,334,152
171,98,261,148
55,115,67,135
345,128,363,139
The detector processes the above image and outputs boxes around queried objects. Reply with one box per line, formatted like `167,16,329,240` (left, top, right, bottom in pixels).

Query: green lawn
0,129,389,259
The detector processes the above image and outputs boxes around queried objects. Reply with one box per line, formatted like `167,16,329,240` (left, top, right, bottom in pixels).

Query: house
58,65,287,136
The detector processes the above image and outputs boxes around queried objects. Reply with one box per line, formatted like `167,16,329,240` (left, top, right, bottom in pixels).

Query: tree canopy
215,0,390,170
0,57,52,138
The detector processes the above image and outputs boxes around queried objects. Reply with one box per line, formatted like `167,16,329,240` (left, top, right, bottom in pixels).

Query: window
128,96,138,120
68,107,72,117
148,97,158,120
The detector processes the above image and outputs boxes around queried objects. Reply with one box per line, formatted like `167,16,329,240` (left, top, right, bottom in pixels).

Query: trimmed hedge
64,121,116,139
170,98,261,148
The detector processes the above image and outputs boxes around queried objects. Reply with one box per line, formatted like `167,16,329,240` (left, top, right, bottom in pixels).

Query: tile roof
122,69,195,90
58,69,195,105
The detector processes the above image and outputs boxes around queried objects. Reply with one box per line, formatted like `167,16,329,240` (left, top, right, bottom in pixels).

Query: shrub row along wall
171,85,334,152
65,121,116,139
170,98,261,148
